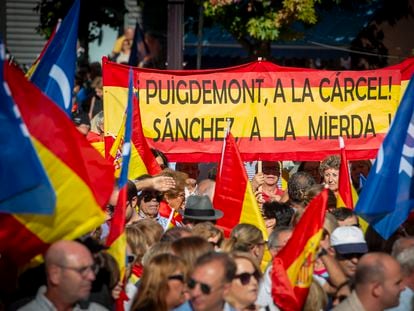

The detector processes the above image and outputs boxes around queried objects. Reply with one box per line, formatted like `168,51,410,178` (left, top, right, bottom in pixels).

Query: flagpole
218,118,231,177
164,209,175,232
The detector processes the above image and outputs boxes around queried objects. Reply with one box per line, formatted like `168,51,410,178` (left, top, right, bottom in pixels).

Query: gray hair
396,247,414,276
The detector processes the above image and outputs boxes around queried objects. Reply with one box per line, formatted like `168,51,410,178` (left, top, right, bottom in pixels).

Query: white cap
330,226,368,254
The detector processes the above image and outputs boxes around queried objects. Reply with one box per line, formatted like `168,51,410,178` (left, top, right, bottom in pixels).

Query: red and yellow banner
103,57,414,161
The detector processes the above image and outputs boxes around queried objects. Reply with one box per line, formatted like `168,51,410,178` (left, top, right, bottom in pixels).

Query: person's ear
222,282,232,297
372,282,383,298
131,196,138,208
266,218,276,229
48,265,62,285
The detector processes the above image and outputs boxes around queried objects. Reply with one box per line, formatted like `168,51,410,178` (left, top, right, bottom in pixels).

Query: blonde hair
158,168,188,198
131,253,187,311
222,223,264,253
303,278,328,311
192,222,224,244
141,241,173,267
171,236,214,270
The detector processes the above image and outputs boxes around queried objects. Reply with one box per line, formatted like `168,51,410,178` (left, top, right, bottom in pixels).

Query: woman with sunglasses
137,189,168,226
226,252,262,311
131,253,188,311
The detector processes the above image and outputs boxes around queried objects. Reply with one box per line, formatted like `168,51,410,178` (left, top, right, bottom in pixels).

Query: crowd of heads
7,154,414,311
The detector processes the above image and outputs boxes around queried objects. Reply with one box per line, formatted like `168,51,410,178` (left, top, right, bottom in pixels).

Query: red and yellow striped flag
213,131,268,240
338,137,354,209
0,61,114,268
272,189,328,311
104,68,161,179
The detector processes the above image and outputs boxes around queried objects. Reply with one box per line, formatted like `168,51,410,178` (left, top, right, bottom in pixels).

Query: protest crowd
2,1,414,311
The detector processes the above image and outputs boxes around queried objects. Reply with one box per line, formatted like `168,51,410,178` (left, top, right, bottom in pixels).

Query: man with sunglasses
188,252,237,311
19,240,105,311
330,226,368,279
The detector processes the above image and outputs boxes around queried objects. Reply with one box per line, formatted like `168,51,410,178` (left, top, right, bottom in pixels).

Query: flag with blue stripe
355,76,414,239
30,0,80,115
0,39,56,214
118,68,133,188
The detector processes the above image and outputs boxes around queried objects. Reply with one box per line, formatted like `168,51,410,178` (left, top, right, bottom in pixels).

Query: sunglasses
142,191,163,203
126,254,137,265
337,252,364,261
168,274,185,283
262,167,280,176
234,270,261,285
187,278,212,295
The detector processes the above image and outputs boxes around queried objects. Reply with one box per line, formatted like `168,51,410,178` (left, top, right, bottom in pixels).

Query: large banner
103,57,414,162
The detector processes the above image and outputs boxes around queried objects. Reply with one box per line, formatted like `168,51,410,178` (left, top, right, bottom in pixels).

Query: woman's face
166,192,185,211
139,191,161,217
323,168,339,192
228,258,260,308
165,270,186,309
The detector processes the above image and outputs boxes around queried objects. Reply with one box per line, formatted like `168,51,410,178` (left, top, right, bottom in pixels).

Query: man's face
55,248,96,303
270,230,292,257
379,259,404,309
189,260,229,311
336,251,363,278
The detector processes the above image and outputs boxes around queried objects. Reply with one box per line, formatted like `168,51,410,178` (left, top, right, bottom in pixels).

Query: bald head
45,240,91,268
355,253,392,285
197,179,216,201
44,240,96,306
354,252,404,310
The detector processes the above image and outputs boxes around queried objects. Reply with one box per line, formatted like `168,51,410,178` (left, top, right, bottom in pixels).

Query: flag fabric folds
213,131,268,240
355,76,414,239
106,68,134,281
30,0,79,115
337,137,354,209
107,70,161,178
0,53,114,268
0,41,55,215
272,189,328,311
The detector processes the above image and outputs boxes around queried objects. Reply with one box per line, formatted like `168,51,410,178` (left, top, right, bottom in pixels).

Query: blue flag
118,68,134,188
31,0,80,115
355,76,414,239
0,40,56,214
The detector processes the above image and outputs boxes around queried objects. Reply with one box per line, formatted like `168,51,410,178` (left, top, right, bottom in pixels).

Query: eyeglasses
234,270,261,285
142,191,163,203
187,278,212,295
168,274,185,283
58,263,99,277
337,252,364,261
126,254,137,265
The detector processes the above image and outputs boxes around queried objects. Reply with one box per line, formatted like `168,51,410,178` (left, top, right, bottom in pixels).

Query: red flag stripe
6,63,114,207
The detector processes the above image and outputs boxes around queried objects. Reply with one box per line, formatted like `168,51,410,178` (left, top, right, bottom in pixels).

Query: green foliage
203,0,325,56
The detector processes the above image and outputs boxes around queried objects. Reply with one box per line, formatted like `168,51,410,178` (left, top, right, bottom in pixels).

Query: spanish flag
337,137,355,209
106,69,134,280
105,68,134,311
0,55,114,268
103,61,161,178
272,189,328,311
213,131,268,240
